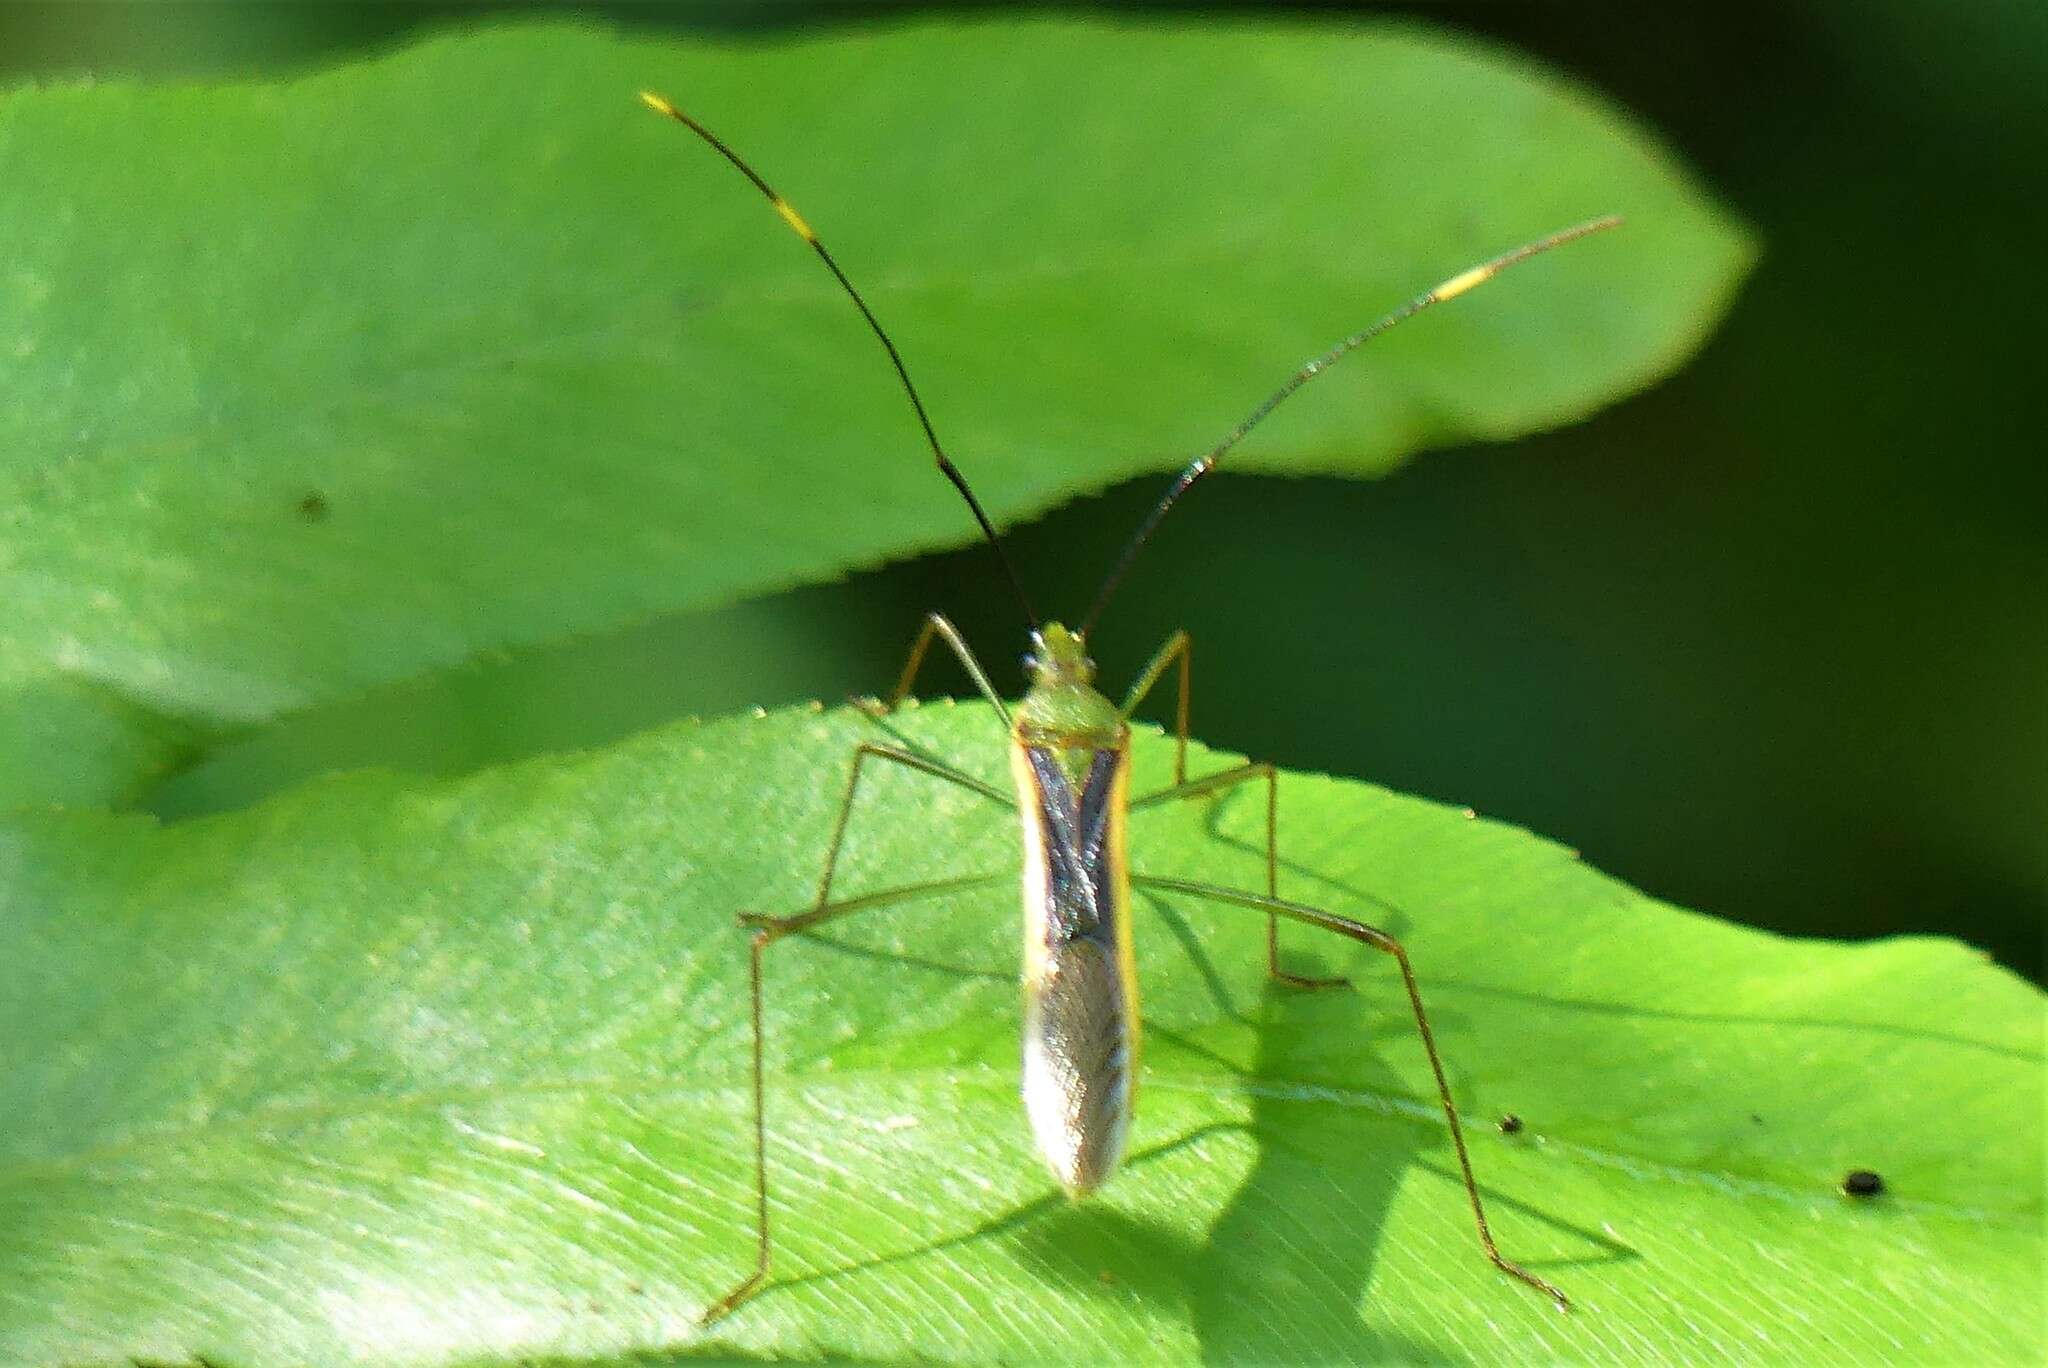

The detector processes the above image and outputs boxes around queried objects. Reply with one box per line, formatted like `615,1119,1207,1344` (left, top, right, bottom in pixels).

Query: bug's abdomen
1022,932,1133,1196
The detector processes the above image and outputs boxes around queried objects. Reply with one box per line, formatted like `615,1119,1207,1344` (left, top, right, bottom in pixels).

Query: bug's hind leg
701,872,1003,1325
1128,873,1569,1311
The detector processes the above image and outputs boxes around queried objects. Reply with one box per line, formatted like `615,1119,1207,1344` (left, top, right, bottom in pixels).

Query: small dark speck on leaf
1750,1113,1763,1125
297,491,330,522
1841,1169,1885,1198
1098,1268,1118,1286
1497,1113,1523,1134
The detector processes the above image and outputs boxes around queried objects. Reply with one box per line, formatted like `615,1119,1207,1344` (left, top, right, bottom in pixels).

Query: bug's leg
702,871,1005,1326
705,739,1004,1324
809,741,1010,913
862,611,1012,725
1128,873,1570,1311
1118,629,1192,784
702,923,774,1327
1122,631,1336,985
1130,753,1347,991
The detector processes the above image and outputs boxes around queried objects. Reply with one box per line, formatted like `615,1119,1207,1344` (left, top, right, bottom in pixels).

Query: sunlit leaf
1,705,2035,1364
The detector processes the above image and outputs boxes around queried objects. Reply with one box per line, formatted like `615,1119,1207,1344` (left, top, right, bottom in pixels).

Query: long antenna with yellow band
640,92,1040,629
1079,214,1623,638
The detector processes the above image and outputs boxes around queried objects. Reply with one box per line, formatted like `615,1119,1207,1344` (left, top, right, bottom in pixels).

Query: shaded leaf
0,18,1750,805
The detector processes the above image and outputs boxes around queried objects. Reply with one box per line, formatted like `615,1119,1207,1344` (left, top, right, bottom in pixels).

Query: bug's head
1023,622,1095,688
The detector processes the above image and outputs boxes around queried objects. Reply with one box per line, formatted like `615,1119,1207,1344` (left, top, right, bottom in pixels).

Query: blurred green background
5,1,2042,983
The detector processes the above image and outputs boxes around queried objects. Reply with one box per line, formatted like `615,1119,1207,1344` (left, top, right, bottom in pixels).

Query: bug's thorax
1012,622,1126,775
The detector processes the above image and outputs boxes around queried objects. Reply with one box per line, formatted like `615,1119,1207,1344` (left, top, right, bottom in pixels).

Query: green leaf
0,19,1751,807
2,704,2037,1365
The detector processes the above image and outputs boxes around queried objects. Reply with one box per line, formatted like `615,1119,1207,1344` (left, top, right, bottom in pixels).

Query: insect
640,90,1617,1325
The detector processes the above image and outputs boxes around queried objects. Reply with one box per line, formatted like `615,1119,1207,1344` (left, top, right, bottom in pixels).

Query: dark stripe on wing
1026,746,1126,945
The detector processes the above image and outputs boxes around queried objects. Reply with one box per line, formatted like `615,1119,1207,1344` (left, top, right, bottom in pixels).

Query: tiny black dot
1497,1113,1524,1135
297,492,330,522
1841,1169,1885,1198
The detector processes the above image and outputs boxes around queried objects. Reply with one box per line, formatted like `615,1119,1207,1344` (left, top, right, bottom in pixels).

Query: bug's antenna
641,92,1039,629
1079,215,1622,638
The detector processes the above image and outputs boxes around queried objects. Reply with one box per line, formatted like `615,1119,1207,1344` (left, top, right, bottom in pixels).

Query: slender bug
641,91,1618,1324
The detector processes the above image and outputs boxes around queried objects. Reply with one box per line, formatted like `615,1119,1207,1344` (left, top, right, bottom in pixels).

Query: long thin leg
1123,629,1330,984
701,871,1005,1326
812,742,1011,914
705,741,1006,1325
1131,759,1346,990
1129,873,1570,1311
1118,629,1191,784
866,611,1011,724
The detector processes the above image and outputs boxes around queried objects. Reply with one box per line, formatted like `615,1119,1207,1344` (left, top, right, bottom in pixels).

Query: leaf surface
1,705,2037,1365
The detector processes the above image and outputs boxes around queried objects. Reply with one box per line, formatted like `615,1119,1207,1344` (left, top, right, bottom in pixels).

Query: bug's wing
1024,933,1133,1196
1019,746,1136,1196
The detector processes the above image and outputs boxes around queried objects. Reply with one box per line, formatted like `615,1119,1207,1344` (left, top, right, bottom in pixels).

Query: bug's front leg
1118,628,1192,785
862,611,1013,722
